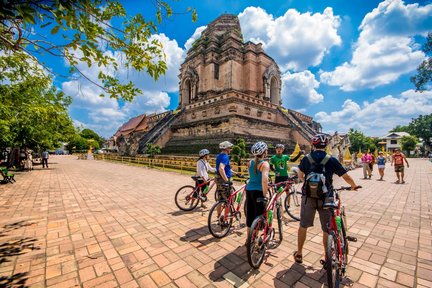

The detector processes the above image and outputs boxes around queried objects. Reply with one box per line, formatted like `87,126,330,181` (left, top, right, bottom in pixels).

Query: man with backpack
293,134,358,265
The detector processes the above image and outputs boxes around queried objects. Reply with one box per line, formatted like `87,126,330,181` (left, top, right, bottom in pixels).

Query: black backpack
304,154,331,199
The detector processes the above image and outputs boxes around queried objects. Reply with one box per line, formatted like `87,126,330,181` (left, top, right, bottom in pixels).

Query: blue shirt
377,156,386,165
216,153,232,178
247,160,263,191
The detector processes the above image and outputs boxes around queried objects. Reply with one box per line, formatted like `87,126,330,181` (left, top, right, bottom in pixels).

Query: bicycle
174,176,217,211
283,176,302,221
325,186,361,288
246,178,296,269
207,177,249,238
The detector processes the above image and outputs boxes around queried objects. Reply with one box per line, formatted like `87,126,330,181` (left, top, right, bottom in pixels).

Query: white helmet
251,141,268,156
199,149,210,157
219,141,233,149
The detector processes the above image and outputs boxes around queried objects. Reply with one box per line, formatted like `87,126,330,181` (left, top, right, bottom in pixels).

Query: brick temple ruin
112,14,321,155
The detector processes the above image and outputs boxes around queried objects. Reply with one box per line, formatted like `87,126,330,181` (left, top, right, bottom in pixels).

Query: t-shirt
270,154,290,177
216,153,232,179
298,150,347,193
42,151,49,159
393,153,404,166
361,154,372,163
377,156,386,166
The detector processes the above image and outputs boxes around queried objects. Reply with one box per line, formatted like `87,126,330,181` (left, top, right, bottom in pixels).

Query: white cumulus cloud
239,6,342,71
281,71,324,109
315,89,432,136
320,0,432,91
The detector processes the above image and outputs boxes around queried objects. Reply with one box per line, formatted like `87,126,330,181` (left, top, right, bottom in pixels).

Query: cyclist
270,144,304,184
293,134,358,265
215,141,237,199
195,149,216,208
246,141,270,236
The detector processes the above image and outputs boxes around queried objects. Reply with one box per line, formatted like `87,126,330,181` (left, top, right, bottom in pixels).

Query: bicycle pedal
346,236,357,242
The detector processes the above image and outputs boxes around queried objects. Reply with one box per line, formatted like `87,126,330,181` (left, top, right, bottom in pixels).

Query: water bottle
236,191,242,204
267,210,273,225
277,186,284,194
335,216,342,233
203,185,209,195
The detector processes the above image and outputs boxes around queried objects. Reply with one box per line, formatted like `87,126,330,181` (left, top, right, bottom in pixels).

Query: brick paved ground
0,156,431,288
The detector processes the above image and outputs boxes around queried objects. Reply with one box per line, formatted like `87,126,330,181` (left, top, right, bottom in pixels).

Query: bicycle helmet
275,144,285,149
219,141,233,149
199,149,210,157
311,133,330,148
251,141,268,156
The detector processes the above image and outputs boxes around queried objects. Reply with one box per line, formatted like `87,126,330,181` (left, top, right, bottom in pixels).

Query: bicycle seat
191,176,201,181
257,197,268,204
222,181,233,187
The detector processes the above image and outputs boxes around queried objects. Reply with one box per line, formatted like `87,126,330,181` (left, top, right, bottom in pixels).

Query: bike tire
208,201,233,238
246,216,266,269
284,189,302,221
340,213,349,265
276,205,283,243
326,232,341,288
175,185,199,211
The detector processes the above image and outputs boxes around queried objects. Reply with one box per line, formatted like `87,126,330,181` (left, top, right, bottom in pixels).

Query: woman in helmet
246,141,270,235
196,149,216,208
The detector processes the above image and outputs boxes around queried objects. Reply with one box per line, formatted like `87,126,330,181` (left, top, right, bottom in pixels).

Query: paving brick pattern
0,156,430,287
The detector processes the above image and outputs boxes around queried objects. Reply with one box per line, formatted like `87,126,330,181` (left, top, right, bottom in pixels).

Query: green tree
80,128,103,146
231,139,248,171
67,134,89,152
146,143,161,157
400,135,418,155
390,125,410,133
407,114,432,147
348,129,376,153
0,73,75,151
411,32,432,91
0,0,197,101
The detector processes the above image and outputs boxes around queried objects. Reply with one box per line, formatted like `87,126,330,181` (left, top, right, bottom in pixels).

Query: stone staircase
278,108,316,141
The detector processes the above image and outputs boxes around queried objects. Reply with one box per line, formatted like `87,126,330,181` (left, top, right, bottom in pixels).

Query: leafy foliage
231,138,248,166
411,32,432,91
400,135,418,153
390,114,432,146
80,128,103,146
347,129,377,153
0,73,75,151
390,125,410,133
146,143,161,157
0,0,197,101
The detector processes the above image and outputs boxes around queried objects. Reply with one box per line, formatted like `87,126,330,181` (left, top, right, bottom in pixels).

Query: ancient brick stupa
113,14,321,155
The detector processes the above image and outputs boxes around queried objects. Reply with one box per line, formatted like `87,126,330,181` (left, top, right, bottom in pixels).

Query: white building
382,132,410,151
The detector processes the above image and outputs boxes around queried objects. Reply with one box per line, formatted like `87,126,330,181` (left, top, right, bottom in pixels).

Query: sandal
293,251,303,264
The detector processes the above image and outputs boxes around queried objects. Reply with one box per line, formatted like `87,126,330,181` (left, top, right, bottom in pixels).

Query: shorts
246,189,265,227
215,174,231,200
377,165,385,169
300,196,331,232
394,165,404,173
275,176,288,184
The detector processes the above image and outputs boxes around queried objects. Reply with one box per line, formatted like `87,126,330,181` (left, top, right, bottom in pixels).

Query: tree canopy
0,0,197,101
411,32,432,91
400,135,418,154
390,114,432,147
347,129,377,153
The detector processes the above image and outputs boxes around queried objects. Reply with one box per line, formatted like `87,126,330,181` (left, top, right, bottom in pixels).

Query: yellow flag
343,148,352,161
290,142,302,165
374,149,378,158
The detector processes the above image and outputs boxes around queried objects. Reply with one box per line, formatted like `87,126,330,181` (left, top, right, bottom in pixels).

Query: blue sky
42,0,432,138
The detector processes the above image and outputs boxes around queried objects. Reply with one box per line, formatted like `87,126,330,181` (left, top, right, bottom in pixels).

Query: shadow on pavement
0,221,40,288
209,245,260,285
180,225,220,248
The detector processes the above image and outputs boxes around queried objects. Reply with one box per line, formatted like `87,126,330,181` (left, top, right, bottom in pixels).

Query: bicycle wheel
340,215,348,265
326,232,341,288
284,189,302,221
247,216,266,269
208,201,233,238
175,185,199,211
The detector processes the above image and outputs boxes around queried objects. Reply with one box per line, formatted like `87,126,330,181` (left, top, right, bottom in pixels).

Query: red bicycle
207,177,248,238
246,178,296,269
325,186,361,288
174,176,217,211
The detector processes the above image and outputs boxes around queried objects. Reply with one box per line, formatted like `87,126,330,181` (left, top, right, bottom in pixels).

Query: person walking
376,151,386,181
391,148,409,184
42,150,49,168
246,142,270,236
293,134,358,265
361,151,372,179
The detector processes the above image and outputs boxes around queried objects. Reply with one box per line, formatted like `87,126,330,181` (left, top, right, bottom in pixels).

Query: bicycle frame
222,180,248,220
328,190,345,269
191,178,215,195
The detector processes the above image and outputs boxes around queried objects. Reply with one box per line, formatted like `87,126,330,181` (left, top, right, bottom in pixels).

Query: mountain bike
174,176,216,211
246,178,296,269
283,176,302,221
325,186,361,288
207,177,248,238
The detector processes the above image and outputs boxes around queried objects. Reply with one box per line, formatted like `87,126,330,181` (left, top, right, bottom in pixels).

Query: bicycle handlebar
334,185,362,191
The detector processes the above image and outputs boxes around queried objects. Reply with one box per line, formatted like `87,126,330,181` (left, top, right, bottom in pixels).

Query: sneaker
401,180,405,184
199,195,207,202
